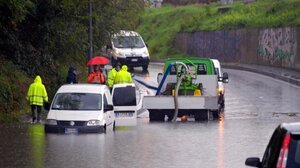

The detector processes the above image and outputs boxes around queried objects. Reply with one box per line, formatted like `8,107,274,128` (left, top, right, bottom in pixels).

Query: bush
0,58,30,120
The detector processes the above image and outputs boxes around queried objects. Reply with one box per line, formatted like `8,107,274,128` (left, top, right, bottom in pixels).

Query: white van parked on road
212,59,229,108
45,84,115,133
108,30,150,71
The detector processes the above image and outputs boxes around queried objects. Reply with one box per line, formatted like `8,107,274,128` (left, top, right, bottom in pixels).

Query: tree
0,0,145,114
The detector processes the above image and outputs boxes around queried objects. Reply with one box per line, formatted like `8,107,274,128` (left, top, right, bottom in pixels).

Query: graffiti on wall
258,28,297,65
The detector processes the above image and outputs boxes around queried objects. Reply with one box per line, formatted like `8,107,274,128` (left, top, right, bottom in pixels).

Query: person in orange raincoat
88,65,105,84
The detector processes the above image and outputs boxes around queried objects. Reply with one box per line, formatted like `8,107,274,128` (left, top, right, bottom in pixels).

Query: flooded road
1,64,300,168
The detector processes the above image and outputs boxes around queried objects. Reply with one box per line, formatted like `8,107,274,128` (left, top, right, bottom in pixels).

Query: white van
212,59,229,108
112,83,137,126
108,30,150,71
44,84,115,133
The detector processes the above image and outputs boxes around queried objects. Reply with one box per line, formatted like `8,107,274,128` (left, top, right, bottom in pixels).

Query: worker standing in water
114,65,132,84
26,75,48,123
107,63,121,90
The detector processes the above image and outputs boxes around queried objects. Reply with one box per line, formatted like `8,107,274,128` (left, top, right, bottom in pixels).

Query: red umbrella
87,56,110,66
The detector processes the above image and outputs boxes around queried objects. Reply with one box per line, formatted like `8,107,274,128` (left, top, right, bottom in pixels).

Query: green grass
137,0,300,59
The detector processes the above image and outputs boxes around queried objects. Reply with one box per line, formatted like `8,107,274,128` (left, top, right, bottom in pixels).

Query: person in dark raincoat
66,66,77,84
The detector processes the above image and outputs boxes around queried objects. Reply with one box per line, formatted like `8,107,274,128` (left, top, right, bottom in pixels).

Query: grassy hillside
137,0,300,59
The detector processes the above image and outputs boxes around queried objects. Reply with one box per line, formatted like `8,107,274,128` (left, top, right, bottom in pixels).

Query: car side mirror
222,72,229,83
245,157,261,167
104,104,114,112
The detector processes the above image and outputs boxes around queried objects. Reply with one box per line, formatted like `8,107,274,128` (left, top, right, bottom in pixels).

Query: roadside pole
88,0,93,73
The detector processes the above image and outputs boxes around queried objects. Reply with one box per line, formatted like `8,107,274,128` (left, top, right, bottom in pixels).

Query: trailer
142,58,224,121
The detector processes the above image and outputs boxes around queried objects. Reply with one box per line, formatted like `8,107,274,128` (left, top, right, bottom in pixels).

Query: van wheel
142,65,148,71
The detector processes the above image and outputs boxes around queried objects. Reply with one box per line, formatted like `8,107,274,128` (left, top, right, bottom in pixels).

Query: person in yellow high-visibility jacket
107,63,121,89
26,75,48,123
114,65,133,84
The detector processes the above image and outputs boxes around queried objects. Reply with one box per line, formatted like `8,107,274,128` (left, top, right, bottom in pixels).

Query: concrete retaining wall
174,27,300,71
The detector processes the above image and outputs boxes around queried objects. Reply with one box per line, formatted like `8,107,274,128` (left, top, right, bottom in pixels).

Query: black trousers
31,105,42,122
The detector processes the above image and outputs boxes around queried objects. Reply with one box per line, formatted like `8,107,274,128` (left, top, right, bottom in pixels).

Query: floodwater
1,65,300,168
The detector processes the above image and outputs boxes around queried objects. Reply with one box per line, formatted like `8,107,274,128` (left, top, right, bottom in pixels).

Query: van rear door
112,84,137,126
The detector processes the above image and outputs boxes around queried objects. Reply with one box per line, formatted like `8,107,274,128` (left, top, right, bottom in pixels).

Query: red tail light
276,134,291,168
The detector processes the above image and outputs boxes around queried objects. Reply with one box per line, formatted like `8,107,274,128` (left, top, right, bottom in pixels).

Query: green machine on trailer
142,58,220,121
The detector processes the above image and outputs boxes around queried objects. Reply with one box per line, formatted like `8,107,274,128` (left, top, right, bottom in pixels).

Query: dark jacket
66,67,77,84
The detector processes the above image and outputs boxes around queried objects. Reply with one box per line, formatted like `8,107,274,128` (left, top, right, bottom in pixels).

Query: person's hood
121,65,128,71
34,75,42,83
68,67,75,73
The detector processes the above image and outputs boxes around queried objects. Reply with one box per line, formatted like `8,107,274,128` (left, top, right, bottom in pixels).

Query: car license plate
115,113,134,118
65,128,78,134
131,58,138,62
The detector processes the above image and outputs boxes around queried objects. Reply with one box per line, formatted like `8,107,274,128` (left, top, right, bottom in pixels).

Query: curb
222,64,300,87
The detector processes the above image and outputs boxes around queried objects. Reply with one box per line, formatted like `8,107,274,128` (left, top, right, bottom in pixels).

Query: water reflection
28,124,45,168
45,133,107,167
217,117,224,168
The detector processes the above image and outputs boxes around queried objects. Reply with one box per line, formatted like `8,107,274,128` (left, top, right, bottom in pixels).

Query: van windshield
112,36,145,48
287,134,300,167
52,93,102,110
